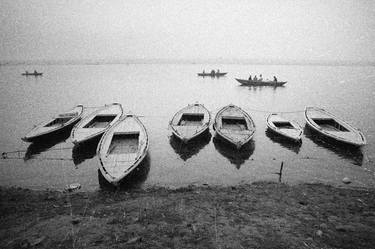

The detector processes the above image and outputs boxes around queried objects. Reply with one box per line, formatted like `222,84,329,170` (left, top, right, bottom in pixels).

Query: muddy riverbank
1,182,375,249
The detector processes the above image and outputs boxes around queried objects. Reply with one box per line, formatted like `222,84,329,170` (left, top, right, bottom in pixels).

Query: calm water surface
0,64,374,190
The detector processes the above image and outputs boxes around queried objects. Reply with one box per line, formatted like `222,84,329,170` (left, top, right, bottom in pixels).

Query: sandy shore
1,182,374,249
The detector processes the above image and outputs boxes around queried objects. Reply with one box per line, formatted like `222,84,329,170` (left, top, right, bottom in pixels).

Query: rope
2,146,74,156
208,108,304,116
244,108,305,114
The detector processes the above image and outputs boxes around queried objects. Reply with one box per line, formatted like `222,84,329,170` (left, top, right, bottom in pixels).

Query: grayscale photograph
0,0,374,248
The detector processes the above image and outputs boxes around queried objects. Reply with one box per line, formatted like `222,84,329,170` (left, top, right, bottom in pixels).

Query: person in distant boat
211,70,215,75
25,70,29,74
273,76,278,82
259,74,263,81
203,70,205,74
253,75,258,81
248,74,252,81
34,70,37,74
217,69,220,74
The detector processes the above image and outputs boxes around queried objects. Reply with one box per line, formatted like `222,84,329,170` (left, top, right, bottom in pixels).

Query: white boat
22,105,84,142
71,103,123,144
304,107,366,147
213,104,256,149
97,114,149,185
266,113,302,142
169,103,211,143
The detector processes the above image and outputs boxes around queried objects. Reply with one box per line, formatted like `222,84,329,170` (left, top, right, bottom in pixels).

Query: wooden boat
71,103,123,144
304,107,366,147
235,78,287,86
169,103,211,143
98,114,149,185
197,72,227,77
266,113,302,142
213,104,256,149
22,72,43,76
22,105,84,142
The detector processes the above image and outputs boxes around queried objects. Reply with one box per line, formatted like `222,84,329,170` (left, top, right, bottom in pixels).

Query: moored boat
169,103,211,143
97,114,149,185
213,104,256,149
304,107,366,147
71,103,123,144
266,113,302,142
22,105,84,142
235,78,287,86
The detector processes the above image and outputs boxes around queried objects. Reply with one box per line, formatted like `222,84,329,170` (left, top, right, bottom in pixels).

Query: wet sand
1,182,374,249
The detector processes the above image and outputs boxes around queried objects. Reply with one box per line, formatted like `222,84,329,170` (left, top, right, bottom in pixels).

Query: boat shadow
213,136,255,169
24,129,71,161
265,129,301,154
71,137,101,166
169,131,212,161
303,126,364,166
98,154,151,191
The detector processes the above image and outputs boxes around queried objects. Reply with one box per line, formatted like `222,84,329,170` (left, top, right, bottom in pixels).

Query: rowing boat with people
235,78,287,86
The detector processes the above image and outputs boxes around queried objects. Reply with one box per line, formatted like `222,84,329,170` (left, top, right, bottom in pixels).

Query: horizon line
1,58,375,67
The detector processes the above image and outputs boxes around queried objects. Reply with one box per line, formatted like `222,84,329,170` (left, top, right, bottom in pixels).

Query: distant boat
235,78,287,86
304,107,366,147
98,114,149,185
22,71,43,76
197,72,227,77
266,113,302,142
169,103,211,143
213,104,256,149
22,105,84,142
71,103,123,144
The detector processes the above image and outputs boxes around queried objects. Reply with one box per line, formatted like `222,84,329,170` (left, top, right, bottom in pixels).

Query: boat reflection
98,154,151,191
304,126,364,166
169,132,211,161
265,129,301,154
71,137,100,166
213,137,255,169
24,130,71,161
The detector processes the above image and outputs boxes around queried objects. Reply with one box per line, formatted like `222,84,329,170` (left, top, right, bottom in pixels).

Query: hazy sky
1,0,374,62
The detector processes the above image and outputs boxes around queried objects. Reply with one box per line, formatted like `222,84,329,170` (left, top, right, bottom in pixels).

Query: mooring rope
243,108,305,114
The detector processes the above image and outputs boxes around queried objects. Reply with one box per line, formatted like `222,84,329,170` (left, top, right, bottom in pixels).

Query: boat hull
22,105,84,143
169,103,211,143
198,72,227,77
304,107,366,147
266,114,302,143
22,73,43,76
98,115,149,185
213,104,256,149
235,78,286,86
71,103,123,145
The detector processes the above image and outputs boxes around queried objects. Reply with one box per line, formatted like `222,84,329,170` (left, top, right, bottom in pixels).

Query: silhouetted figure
274,76,278,82
254,75,258,81
211,70,215,76
248,75,252,81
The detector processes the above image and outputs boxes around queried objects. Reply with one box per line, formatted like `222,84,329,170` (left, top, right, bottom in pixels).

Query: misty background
1,0,374,64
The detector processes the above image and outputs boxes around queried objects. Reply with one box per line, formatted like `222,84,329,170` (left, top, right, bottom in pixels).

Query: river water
0,63,374,190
